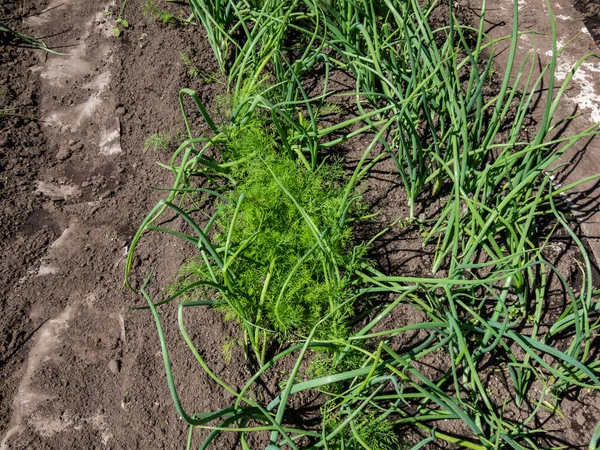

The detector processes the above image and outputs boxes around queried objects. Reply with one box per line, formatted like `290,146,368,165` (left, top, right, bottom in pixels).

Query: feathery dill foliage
324,411,403,450
180,119,365,342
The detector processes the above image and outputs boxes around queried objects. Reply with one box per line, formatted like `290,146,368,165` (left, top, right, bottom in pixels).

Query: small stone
55,146,71,161
68,139,76,147
81,180,91,187
108,359,120,374
115,106,126,116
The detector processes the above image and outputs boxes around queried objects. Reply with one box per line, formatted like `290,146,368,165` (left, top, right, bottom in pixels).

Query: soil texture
1,0,599,449
573,0,600,46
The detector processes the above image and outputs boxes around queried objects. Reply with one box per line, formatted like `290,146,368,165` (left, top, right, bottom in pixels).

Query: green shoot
144,132,172,152
141,0,188,27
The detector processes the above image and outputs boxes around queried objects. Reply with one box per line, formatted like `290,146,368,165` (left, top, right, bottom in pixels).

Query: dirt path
0,1,241,448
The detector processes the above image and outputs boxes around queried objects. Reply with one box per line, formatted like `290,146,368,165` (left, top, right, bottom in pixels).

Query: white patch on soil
30,225,77,276
544,40,566,57
31,414,74,437
99,125,122,155
84,413,113,445
30,10,99,89
44,66,112,133
50,225,76,249
555,60,600,123
35,181,81,201
24,0,67,27
75,96,104,129
0,306,73,450
94,10,117,38
119,313,126,342
29,0,120,156
84,71,111,92
38,44,91,88
37,262,58,276
0,298,117,448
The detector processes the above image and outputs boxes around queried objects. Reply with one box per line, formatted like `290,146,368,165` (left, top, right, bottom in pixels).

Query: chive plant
126,0,600,448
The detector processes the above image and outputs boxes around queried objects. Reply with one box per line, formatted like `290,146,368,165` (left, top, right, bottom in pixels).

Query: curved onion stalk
0,24,65,54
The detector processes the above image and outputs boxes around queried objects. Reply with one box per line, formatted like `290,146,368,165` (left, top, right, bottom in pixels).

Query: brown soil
0,1,244,448
1,0,599,449
573,0,600,46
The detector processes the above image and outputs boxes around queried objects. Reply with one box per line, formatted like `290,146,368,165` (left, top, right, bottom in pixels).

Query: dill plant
175,119,367,350
143,131,172,152
141,0,187,26
323,410,402,450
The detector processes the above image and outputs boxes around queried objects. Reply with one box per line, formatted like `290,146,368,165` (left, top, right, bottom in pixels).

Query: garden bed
1,0,600,449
